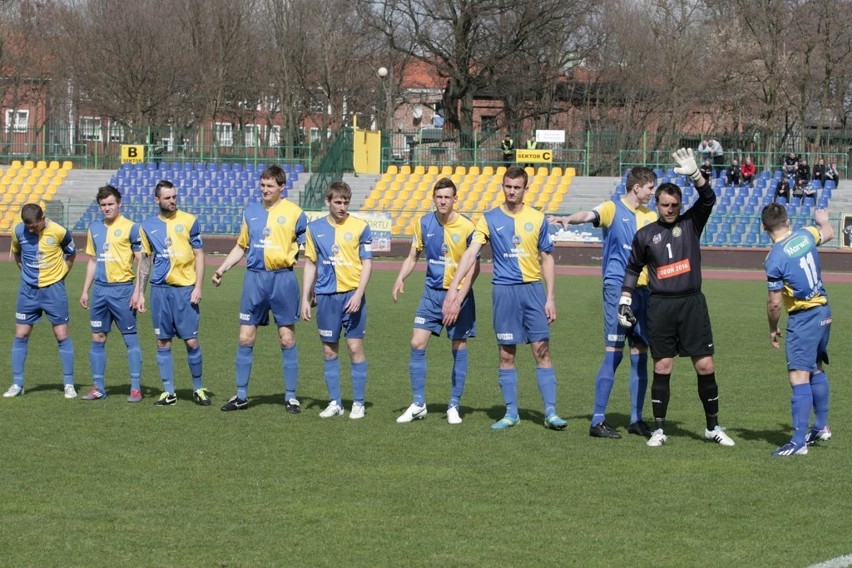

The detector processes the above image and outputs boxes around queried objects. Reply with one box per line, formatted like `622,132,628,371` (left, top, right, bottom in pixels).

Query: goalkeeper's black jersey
623,184,715,297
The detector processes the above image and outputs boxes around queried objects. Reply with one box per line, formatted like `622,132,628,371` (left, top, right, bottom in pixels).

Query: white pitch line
808,554,852,568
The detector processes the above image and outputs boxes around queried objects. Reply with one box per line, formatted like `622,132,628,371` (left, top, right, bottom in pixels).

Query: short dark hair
655,182,682,201
261,165,287,187
761,203,788,231
325,180,351,201
154,179,175,198
433,177,457,196
97,184,122,203
503,165,528,187
21,203,43,223
626,166,656,193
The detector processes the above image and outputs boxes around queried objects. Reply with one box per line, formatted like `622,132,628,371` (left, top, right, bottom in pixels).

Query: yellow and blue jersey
765,226,828,313
473,205,550,285
85,215,141,285
11,219,76,288
237,199,307,271
412,212,476,290
594,198,656,286
304,215,372,294
139,210,202,286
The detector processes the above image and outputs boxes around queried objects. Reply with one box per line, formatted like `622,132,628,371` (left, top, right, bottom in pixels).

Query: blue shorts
16,281,70,326
316,291,367,343
786,304,831,372
414,287,476,340
492,282,549,345
239,269,299,327
90,282,137,334
151,285,200,340
603,283,649,349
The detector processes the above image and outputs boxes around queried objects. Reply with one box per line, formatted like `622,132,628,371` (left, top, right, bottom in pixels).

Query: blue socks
186,345,203,390
89,340,107,391
324,357,341,405
591,350,623,425
58,337,74,386
156,347,174,394
450,348,468,408
282,344,299,401
351,360,367,404
123,334,142,391
810,371,830,430
536,366,557,417
629,352,648,423
236,345,254,400
11,336,28,386
791,383,813,446
409,348,427,405
497,368,519,418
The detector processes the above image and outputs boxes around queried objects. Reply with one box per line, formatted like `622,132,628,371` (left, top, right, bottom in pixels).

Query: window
266,125,280,147
108,121,125,143
80,116,102,141
214,122,233,147
244,124,260,147
481,116,497,133
4,109,29,132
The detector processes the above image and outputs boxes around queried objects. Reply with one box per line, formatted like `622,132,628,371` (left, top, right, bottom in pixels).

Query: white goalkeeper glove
617,295,636,328
672,148,702,182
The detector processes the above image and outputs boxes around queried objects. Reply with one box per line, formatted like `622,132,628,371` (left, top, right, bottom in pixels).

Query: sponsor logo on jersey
783,235,811,258
652,233,662,244
657,259,691,279
277,216,286,224
524,222,534,232
512,234,521,246
175,224,184,233
114,228,123,237
344,232,353,241
46,236,56,245
451,232,460,243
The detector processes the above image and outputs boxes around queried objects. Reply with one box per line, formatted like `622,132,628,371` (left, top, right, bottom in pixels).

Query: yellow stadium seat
23,160,34,169
550,167,563,177
386,164,398,175
62,160,73,170
48,161,60,170
468,166,480,176
11,160,22,168
524,167,535,177
413,165,426,175
1,193,13,204
536,167,549,177
440,165,453,176
481,166,494,176
36,161,47,170
454,165,466,176
14,192,28,204
427,165,439,176
565,167,576,177
495,166,507,178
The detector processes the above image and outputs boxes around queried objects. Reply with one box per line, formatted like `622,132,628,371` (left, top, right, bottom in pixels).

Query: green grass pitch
0,262,849,567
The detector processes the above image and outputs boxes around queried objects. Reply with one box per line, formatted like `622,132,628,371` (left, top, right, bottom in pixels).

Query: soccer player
5,203,77,399
548,166,657,439
620,148,735,448
79,185,145,401
300,181,372,419
132,180,209,407
214,165,307,412
442,165,568,431
762,203,833,456
392,177,479,425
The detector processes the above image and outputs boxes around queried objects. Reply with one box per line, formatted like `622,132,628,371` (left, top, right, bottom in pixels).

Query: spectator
500,133,514,166
812,158,827,185
525,136,538,169
699,159,713,183
824,160,839,187
796,157,811,185
774,177,791,202
740,156,757,187
698,139,724,176
726,159,741,186
783,152,798,178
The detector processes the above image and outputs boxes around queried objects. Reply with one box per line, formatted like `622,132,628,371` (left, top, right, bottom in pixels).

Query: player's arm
814,208,834,245
455,255,480,301
299,258,318,321
442,240,483,324
212,243,247,286
540,250,556,323
766,288,783,349
618,235,646,327
79,257,97,309
391,243,421,302
547,210,597,229
191,247,204,304
345,258,372,314
132,253,151,312
13,251,22,271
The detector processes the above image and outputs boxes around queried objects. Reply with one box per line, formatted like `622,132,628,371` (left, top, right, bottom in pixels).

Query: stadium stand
362,165,575,236
0,160,69,232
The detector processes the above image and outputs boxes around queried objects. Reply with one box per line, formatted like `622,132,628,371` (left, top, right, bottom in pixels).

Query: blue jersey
594,198,656,286
413,212,476,290
304,215,373,294
237,199,307,271
86,215,142,285
473,205,551,285
11,219,76,288
765,226,828,313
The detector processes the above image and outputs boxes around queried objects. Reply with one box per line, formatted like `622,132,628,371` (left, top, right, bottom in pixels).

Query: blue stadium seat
294,164,304,173
744,234,758,247
803,196,815,208
824,180,836,190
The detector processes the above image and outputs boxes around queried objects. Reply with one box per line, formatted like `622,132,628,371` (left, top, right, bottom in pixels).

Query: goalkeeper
619,148,735,448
